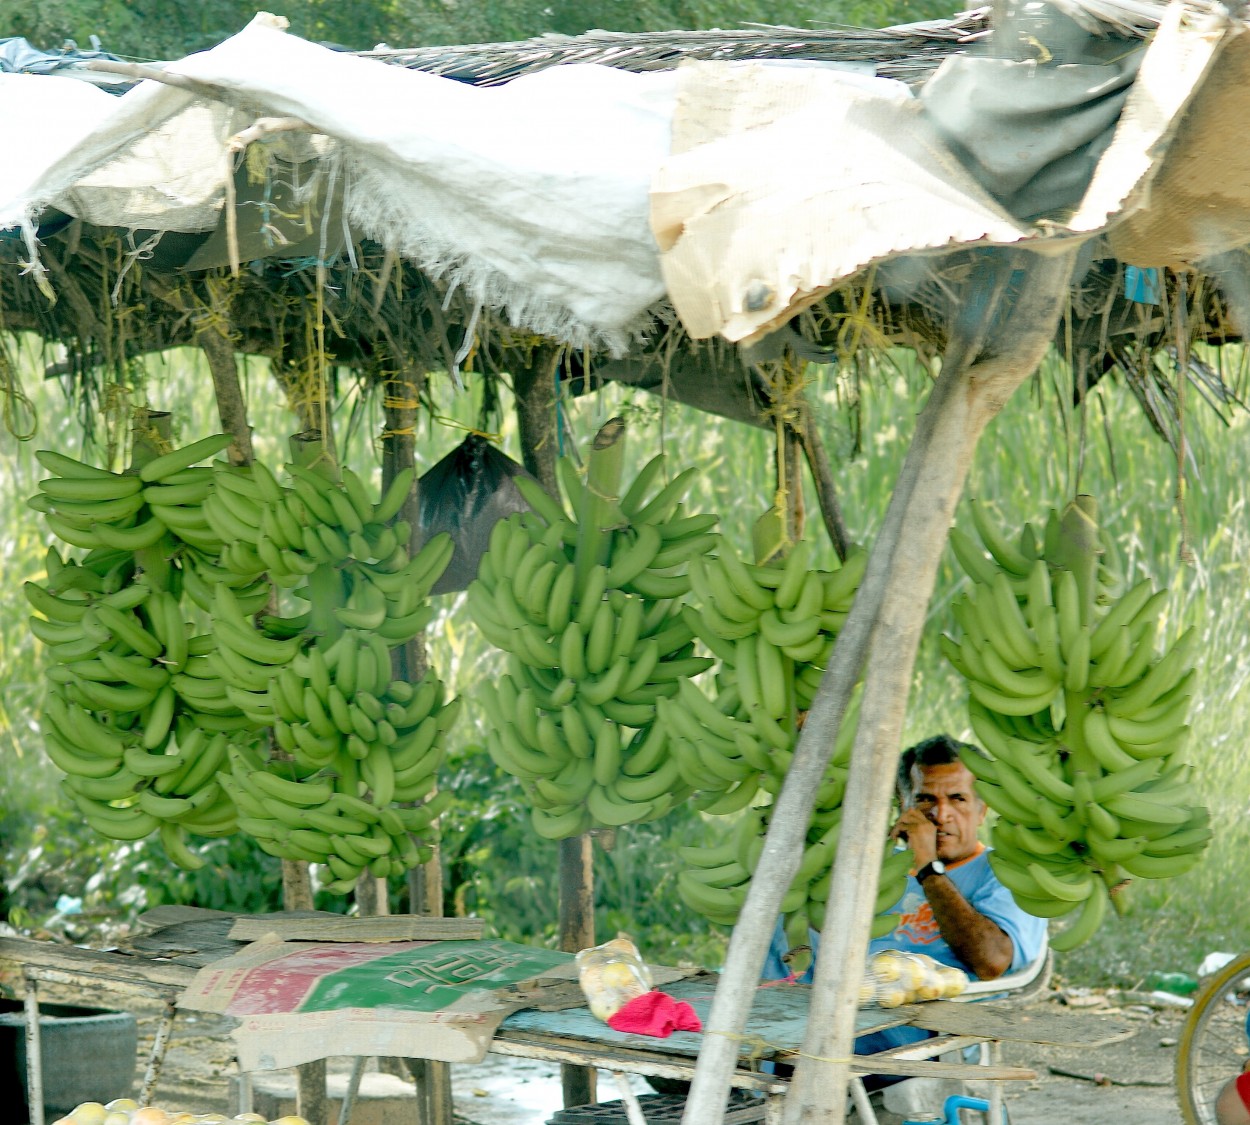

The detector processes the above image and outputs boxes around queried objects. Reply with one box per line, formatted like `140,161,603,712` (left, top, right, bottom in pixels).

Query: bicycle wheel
1177,951,1250,1124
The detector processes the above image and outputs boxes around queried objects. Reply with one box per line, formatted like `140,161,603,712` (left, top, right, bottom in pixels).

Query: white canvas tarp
2,4,1248,351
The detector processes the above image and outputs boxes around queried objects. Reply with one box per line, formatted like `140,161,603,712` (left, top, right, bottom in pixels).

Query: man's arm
891,807,1014,980
918,873,1014,980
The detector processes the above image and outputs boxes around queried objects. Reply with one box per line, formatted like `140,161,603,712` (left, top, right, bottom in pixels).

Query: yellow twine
702,1030,853,1067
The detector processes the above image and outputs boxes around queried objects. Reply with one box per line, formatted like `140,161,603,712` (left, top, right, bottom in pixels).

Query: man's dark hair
896,734,989,802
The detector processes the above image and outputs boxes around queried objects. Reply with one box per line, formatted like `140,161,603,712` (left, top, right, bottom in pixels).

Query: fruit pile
51,1099,307,1125
466,421,719,837
27,431,456,891
943,496,1208,949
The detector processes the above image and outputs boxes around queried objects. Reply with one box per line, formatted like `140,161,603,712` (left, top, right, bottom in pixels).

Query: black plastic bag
418,434,537,595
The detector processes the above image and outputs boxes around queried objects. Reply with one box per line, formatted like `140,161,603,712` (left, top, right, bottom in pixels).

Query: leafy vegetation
0,0,954,60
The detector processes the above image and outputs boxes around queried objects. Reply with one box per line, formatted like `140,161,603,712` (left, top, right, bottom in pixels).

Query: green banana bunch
944,496,1208,949
28,439,254,870
196,453,457,892
32,436,233,558
674,685,902,939
31,435,457,885
466,424,722,837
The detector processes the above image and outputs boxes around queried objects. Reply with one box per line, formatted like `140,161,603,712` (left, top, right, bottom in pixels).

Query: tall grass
2,341,1247,981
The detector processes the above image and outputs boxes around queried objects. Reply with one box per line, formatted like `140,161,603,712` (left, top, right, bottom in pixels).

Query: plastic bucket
0,999,137,1120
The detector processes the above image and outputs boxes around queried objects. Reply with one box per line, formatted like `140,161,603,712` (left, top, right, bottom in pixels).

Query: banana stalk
575,417,627,592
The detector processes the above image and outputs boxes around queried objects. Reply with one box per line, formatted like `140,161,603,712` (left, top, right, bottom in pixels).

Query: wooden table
0,930,1128,1125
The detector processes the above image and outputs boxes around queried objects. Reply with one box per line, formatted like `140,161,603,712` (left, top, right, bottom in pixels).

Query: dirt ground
26,985,1193,1124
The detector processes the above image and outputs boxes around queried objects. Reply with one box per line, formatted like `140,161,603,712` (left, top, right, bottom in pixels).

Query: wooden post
680,246,1079,1125
797,405,850,563
198,318,253,465
380,363,455,1125
514,344,597,1108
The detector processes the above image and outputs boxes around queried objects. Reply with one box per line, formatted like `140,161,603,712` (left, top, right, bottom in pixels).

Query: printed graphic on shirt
890,889,941,946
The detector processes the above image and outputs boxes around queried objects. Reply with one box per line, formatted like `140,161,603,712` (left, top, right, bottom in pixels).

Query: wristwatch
916,860,947,883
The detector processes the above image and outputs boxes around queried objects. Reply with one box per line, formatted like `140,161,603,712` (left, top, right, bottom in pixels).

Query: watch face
931,860,946,875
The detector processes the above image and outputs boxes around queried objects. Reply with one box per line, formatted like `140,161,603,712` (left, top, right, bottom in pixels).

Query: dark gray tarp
921,2,1145,221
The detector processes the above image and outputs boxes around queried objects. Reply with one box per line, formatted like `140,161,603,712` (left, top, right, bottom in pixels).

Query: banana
1101,788,1191,826
249,768,336,808
68,790,159,841
692,777,760,815
139,435,233,482
140,684,178,750
531,803,591,840
977,642,1059,700
42,729,126,779
993,736,1073,805
969,499,1031,577
1089,578,1156,659
39,472,143,504
1109,633,1199,718
93,603,164,659
1026,861,1094,903
968,679,1056,719
1080,705,1139,772
35,449,119,480
1047,880,1108,951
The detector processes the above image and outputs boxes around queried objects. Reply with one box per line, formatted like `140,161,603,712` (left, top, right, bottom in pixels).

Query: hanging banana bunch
943,495,1207,950
675,681,912,942
466,418,722,838
199,449,458,893
26,436,249,869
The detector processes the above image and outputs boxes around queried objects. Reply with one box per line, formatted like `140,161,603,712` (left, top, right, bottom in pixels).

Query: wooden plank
490,1030,788,1094
900,999,1134,1047
228,914,483,942
772,1041,1036,1082
872,1034,985,1061
0,936,197,991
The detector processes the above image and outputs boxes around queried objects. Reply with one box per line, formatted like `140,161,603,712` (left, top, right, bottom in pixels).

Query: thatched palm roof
0,1,1243,446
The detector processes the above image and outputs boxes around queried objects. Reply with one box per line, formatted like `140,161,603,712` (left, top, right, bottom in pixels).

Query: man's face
906,761,987,863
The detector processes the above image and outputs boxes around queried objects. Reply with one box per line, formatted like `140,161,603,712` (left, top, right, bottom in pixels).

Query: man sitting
764,734,1048,1063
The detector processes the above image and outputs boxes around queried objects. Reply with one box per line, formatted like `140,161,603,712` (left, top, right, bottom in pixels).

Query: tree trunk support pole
680,246,1079,1125
515,345,598,1108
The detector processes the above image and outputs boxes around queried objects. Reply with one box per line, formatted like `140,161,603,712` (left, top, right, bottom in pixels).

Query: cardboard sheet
178,935,690,1071
178,936,577,1070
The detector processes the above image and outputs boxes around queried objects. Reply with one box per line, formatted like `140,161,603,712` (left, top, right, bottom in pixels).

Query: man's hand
889,807,938,870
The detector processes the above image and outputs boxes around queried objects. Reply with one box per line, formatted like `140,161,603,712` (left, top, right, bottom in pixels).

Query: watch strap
916,861,945,883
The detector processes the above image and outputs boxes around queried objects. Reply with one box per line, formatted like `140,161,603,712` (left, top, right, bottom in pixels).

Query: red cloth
1236,1069,1250,1111
607,990,702,1037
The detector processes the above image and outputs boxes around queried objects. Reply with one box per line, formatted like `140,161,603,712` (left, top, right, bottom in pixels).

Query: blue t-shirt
762,845,1048,983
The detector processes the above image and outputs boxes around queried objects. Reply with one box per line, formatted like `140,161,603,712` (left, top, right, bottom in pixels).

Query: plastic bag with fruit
859,950,968,1008
576,935,653,1022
